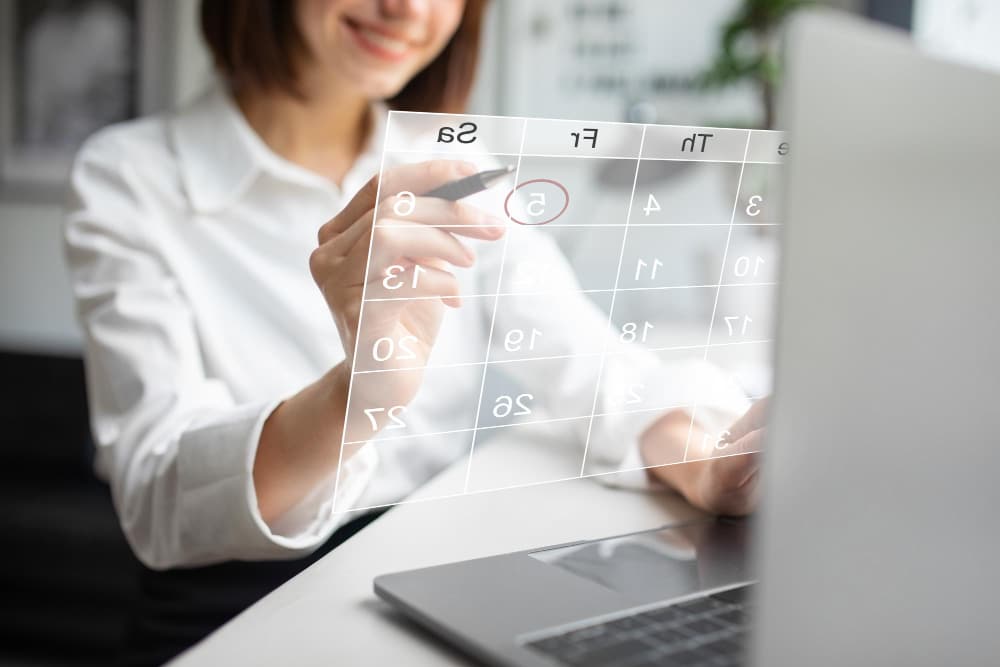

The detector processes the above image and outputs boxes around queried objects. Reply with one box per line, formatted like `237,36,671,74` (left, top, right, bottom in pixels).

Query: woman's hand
310,160,506,411
641,398,770,515
254,161,505,523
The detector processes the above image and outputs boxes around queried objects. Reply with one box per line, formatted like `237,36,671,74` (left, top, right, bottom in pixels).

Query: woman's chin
342,70,412,102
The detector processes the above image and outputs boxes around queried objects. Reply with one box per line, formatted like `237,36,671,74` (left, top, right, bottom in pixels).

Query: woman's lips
344,19,413,62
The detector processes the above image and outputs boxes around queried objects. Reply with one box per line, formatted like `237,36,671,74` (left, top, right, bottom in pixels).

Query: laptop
374,10,1000,666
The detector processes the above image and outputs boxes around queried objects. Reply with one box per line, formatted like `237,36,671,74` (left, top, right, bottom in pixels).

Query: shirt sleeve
64,131,373,570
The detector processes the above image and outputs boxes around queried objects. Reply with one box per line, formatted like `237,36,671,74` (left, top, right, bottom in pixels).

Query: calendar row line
384,149,784,165
371,222,783,228
341,397,766,448
351,338,772,375
343,404,688,446
363,282,778,303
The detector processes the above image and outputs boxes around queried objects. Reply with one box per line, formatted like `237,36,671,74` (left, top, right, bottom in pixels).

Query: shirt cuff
175,400,377,563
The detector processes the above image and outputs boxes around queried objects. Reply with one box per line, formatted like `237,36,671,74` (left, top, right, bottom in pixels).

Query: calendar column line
461,118,530,493
331,107,396,514
578,125,648,477
681,130,754,463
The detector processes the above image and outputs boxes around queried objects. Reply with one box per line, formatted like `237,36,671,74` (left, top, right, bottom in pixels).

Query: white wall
0,0,208,355
913,0,1000,72
0,201,78,353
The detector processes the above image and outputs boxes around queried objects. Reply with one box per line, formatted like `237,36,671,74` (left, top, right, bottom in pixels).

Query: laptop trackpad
528,518,753,604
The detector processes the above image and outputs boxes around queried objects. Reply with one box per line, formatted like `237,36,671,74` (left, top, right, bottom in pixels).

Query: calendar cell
618,224,730,290
343,362,484,444
485,291,613,364
709,283,778,347
705,338,773,401
521,118,644,158
642,125,751,163
596,346,715,417
506,156,638,227
464,418,590,492
475,355,602,430
499,224,627,294
582,412,688,478
720,227,781,286
629,161,743,226
608,285,717,349
734,163,785,225
338,430,475,512
363,223,503,304
384,113,523,155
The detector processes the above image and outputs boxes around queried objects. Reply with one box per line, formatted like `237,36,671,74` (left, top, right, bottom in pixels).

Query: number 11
635,258,663,281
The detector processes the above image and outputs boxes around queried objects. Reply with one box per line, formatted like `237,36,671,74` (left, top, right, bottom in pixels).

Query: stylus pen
420,165,515,201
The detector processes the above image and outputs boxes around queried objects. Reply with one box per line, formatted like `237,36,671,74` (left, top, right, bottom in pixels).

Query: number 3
746,195,762,217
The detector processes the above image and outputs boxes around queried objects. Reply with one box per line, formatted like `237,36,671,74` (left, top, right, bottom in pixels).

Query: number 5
527,193,546,217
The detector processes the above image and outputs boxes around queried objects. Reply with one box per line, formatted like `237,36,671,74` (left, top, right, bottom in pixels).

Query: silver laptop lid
754,10,1000,667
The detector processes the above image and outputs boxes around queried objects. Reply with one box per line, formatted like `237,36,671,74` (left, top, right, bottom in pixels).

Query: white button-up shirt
64,88,748,570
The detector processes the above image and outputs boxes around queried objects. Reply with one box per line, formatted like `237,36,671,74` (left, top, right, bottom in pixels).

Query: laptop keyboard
524,583,754,667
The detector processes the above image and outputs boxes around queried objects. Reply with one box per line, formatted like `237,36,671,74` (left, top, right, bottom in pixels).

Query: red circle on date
503,178,570,226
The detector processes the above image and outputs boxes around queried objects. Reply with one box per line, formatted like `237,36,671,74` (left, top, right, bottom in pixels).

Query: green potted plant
701,0,814,129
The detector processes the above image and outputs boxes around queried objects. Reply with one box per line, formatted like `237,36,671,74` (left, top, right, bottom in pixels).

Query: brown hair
200,0,488,113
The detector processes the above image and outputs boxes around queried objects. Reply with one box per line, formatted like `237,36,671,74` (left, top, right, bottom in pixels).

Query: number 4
643,193,661,216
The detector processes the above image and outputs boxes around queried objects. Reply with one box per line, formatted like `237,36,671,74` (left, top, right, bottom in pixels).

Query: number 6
392,191,416,217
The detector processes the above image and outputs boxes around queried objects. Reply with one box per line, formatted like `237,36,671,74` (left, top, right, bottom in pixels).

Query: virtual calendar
333,111,786,513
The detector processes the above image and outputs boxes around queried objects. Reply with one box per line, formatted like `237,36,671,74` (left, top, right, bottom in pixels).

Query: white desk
170,434,707,667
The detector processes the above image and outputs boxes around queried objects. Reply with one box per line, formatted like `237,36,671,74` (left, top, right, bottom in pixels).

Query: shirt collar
170,85,387,214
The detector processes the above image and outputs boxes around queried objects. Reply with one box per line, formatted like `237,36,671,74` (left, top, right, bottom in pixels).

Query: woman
65,0,765,661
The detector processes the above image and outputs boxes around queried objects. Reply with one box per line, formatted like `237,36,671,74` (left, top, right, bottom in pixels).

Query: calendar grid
364,281,778,303
341,399,703,448
335,110,784,513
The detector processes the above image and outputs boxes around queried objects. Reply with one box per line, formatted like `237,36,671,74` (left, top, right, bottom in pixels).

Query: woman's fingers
317,160,479,244
701,449,761,516
378,160,479,203
326,209,375,257
369,221,475,273
377,195,506,240
724,397,771,444
318,175,379,244
365,263,462,307
728,427,764,455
